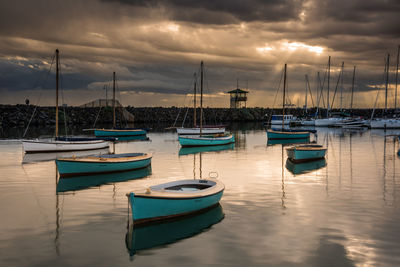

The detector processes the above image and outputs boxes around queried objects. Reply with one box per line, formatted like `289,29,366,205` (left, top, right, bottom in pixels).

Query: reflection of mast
281,145,286,209
350,133,353,184
199,152,203,179
193,153,196,179
55,165,60,256
383,136,387,204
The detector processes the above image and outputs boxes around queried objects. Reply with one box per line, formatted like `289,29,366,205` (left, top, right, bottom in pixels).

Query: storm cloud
0,0,399,107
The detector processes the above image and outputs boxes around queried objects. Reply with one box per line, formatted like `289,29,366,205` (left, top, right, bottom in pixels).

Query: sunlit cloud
283,42,324,55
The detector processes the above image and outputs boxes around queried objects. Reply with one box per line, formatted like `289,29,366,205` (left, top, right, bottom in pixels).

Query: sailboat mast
193,73,197,128
395,45,399,110
55,49,59,138
113,71,116,128
200,61,203,136
327,56,331,118
385,54,390,113
350,66,356,114
282,64,287,128
304,74,308,114
340,61,344,112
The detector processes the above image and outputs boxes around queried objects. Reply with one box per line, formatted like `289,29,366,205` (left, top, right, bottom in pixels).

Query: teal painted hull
286,148,326,162
179,135,235,147
125,204,224,256
56,157,151,177
179,143,234,155
129,190,223,222
57,166,152,192
95,129,146,137
286,158,326,175
267,130,310,140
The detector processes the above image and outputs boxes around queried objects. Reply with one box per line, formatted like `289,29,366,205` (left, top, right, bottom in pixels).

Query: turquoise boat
286,144,327,163
179,134,235,147
285,158,326,175
127,179,224,225
267,129,310,140
56,153,152,177
57,166,152,193
179,143,234,156
94,128,147,137
125,204,224,256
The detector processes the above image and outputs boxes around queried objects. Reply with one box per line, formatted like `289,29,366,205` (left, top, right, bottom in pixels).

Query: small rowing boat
286,144,327,163
127,178,224,225
56,152,152,177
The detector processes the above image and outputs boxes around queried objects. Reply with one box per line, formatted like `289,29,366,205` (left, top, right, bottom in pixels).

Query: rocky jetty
0,104,394,129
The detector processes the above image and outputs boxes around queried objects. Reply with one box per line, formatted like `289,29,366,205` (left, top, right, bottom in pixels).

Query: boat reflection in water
285,158,326,175
178,143,234,156
56,165,152,193
22,148,110,164
115,135,150,142
125,203,224,257
267,137,310,146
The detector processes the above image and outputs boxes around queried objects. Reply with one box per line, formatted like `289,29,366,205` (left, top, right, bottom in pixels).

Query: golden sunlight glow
256,46,273,53
284,42,324,54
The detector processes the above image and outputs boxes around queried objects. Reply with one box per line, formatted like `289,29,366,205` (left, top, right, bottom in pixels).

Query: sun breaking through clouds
0,0,399,108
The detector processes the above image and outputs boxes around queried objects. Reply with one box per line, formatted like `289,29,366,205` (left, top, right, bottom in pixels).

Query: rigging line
330,68,342,110
181,72,197,127
371,56,390,119
58,56,68,137
23,54,56,138
306,75,315,108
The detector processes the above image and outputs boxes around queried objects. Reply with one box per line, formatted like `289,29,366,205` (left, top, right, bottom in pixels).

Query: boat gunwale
179,134,234,141
58,163,152,178
56,153,152,163
94,129,146,133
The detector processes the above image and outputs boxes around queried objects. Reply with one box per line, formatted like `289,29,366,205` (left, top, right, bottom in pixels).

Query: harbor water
1,126,400,266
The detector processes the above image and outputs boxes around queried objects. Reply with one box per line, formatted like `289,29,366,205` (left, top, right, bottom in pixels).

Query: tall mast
350,66,356,115
385,54,390,114
282,64,287,128
316,71,320,117
340,61,344,112
395,45,399,110
55,49,59,138
327,56,331,118
113,71,116,128
200,61,204,136
193,73,197,127
304,74,309,114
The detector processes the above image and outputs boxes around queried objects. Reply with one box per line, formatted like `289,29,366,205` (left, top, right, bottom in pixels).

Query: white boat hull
300,119,315,126
177,127,225,135
314,118,343,127
270,120,291,125
370,119,400,129
23,139,109,153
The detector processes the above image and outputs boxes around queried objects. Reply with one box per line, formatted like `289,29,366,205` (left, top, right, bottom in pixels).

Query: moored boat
127,178,224,225
286,144,327,163
56,152,152,177
267,129,310,140
177,126,225,135
94,128,147,137
178,61,234,147
179,134,234,147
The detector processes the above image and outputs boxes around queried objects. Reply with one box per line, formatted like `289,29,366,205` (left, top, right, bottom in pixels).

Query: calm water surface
1,127,400,266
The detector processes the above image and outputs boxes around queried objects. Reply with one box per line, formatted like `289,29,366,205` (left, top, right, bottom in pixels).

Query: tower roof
226,88,249,94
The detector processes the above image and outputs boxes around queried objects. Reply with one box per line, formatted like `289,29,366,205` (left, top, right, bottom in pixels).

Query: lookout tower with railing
227,84,248,108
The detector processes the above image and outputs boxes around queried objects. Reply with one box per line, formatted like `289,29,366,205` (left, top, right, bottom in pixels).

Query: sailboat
267,64,311,140
371,50,400,129
177,73,225,135
94,72,147,137
178,62,235,147
314,56,344,127
22,49,110,153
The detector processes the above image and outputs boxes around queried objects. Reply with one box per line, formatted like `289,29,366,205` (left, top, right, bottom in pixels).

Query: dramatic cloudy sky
0,0,399,108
